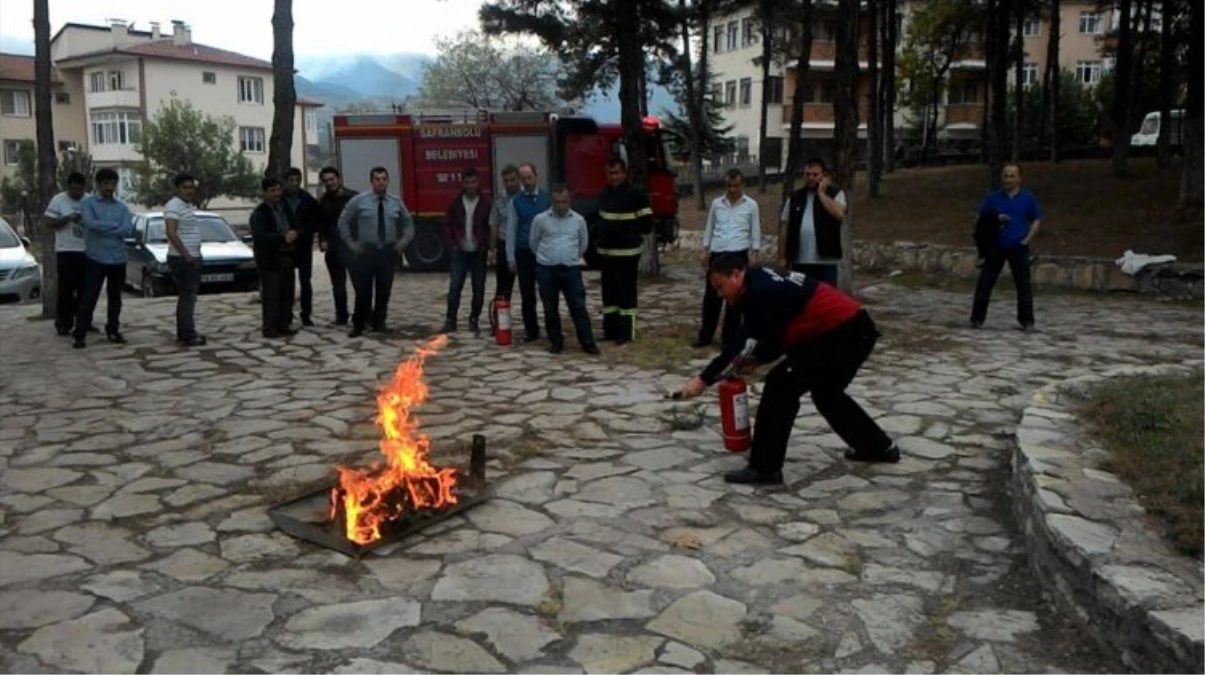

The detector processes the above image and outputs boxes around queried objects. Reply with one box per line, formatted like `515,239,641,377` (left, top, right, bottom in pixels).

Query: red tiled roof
296,97,323,107
119,40,273,70
0,53,63,84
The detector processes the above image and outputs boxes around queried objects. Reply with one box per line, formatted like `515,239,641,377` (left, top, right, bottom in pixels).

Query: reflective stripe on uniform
619,308,637,339
597,247,643,257
602,305,620,314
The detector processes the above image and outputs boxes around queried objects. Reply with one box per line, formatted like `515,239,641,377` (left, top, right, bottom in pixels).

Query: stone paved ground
0,255,1200,674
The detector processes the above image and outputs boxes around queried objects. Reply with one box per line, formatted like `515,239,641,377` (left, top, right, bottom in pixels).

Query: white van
1131,109,1184,147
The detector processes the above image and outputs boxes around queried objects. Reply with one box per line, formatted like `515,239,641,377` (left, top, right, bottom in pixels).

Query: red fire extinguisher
718,377,751,453
490,297,513,346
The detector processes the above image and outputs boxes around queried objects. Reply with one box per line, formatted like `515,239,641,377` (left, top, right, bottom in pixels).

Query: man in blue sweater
505,162,550,342
73,168,135,349
971,164,1042,330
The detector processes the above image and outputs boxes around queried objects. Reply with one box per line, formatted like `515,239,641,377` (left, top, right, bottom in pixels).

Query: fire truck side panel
410,124,493,219
336,136,403,195
562,133,612,203
491,133,551,192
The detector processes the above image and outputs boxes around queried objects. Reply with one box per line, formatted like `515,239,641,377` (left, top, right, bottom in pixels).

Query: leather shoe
441,321,457,334
105,330,126,344
72,337,86,349
523,333,540,343
348,327,364,338
278,327,298,336
180,335,208,347
723,466,783,485
301,317,314,327
549,343,564,354
844,444,901,464
582,344,601,355
691,337,711,348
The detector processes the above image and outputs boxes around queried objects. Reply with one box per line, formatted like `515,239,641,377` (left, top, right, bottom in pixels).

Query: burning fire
330,335,458,544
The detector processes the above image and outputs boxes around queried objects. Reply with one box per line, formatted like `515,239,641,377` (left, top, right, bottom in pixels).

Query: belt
597,247,643,256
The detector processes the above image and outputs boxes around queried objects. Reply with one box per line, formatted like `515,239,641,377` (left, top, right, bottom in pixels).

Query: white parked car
0,216,41,305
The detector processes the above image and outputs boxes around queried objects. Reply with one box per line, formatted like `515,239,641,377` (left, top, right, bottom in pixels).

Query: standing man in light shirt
441,167,491,335
488,164,520,309
338,166,414,338
505,163,550,342
42,171,90,337
530,185,600,355
164,173,206,346
694,168,760,349
778,157,847,286
73,168,136,349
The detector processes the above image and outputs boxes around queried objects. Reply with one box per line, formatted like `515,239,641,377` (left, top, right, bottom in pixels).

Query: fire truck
331,110,679,271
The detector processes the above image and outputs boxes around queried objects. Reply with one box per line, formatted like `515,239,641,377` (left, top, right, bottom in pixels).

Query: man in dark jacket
283,167,322,327
249,177,299,339
317,166,357,326
441,167,492,334
595,157,653,343
777,158,847,287
678,254,899,485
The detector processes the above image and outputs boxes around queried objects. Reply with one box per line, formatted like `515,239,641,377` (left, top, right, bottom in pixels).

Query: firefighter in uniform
595,157,653,343
678,253,900,485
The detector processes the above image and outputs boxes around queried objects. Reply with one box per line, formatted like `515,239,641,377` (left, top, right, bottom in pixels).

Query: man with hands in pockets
694,168,760,349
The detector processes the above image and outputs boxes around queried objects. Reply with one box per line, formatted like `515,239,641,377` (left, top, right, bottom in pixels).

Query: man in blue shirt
971,164,1041,331
73,168,135,349
505,162,550,342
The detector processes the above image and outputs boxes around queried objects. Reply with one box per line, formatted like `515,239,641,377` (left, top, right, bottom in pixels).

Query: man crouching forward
677,253,900,485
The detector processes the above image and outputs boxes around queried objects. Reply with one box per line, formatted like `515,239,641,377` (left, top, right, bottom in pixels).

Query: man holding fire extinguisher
678,253,900,485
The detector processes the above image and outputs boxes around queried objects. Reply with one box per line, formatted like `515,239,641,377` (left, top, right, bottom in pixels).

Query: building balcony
90,143,142,164
781,101,871,125
87,88,140,110
945,104,984,127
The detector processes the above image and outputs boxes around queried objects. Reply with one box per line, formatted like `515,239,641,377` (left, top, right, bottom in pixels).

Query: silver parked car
0,216,41,305
124,211,259,297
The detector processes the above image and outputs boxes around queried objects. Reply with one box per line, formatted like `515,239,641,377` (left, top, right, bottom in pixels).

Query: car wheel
141,274,166,298
405,223,448,271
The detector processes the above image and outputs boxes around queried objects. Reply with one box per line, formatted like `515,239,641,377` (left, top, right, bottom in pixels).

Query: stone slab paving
0,255,1200,674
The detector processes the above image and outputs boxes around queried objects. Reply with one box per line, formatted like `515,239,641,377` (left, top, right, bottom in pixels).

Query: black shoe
333,318,348,327
1019,322,1035,333
55,325,70,336
583,343,601,355
441,321,457,334
373,325,394,335
180,335,208,347
613,338,631,346
87,326,99,334
72,337,86,349
278,327,298,336
549,343,564,354
969,321,983,330
844,444,901,464
301,317,314,327
723,466,784,485
692,337,712,348
348,327,364,338
263,330,281,339
105,330,126,344
523,333,540,343
468,320,480,335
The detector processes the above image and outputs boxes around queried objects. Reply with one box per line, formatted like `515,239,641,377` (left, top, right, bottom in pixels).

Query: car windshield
0,221,19,248
1140,117,1159,134
146,216,237,244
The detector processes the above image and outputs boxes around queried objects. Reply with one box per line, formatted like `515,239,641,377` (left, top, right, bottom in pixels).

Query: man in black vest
778,158,847,286
283,167,322,327
317,166,357,326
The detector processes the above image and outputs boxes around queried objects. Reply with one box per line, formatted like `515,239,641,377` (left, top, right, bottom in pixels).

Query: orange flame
330,335,458,544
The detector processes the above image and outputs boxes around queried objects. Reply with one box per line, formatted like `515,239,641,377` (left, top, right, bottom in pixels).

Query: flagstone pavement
0,255,1200,674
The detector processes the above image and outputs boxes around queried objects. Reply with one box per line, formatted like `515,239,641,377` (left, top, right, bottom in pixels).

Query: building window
1022,63,1039,85
0,89,32,117
54,91,70,104
724,80,737,108
203,71,217,85
713,25,725,53
238,76,264,104
711,82,723,101
1079,11,1103,34
58,140,77,152
1075,60,1102,84
735,136,750,161
107,70,124,91
1022,18,1041,37
727,21,739,52
948,82,978,104
764,76,784,104
739,78,752,107
2,140,20,166
91,112,143,145
239,126,266,153
116,167,137,198
742,17,758,47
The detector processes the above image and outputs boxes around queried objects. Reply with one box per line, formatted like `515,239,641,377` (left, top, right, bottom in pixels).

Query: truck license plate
201,273,234,283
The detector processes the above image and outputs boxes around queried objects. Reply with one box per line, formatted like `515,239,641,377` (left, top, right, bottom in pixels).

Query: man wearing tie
337,166,415,338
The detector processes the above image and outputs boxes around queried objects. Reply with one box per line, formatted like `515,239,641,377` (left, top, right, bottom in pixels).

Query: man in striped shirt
164,173,205,346
694,168,760,348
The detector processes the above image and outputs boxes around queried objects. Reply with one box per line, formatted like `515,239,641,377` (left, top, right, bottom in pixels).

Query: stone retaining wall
674,232,1204,299
1012,364,1205,673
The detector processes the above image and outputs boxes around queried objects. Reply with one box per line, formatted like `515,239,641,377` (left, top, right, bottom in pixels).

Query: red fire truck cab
332,110,679,271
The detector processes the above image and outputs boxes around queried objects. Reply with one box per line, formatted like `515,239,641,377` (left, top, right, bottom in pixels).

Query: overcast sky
0,0,483,58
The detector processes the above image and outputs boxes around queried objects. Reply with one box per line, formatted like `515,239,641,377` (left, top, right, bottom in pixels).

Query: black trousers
535,264,596,348
599,252,641,341
56,251,88,333
514,247,540,339
971,245,1034,326
495,240,515,300
749,310,892,473
294,248,313,322
350,247,396,331
259,255,295,335
73,259,125,340
324,242,349,324
699,250,746,344
446,249,487,326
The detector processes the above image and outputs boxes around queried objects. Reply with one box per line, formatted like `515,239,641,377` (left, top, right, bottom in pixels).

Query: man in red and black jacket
678,253,899,485
441,167,492,335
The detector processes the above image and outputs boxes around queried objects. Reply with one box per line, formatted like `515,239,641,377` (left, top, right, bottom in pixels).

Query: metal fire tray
268,435,492,558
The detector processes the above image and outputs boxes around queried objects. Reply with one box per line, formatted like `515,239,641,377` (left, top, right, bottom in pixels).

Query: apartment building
0,54,87,184
1019,0,1118,89
0,19,323,219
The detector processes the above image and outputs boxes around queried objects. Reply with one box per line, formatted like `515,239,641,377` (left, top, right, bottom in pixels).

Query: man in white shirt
529,184,600,355
164,173,206,346
778,157,848,287
41,172,90,336
694,168,761,348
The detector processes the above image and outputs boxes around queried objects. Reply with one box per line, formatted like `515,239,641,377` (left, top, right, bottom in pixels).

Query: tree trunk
680,0,705,212
1012,0,1025,160
1045,0,1060,162
694,0,712,211
756,0,773,194
833,0,860,292
1181,0,1202,206
781,0,814,210
867,0,882,197
34,0,56,320
617,0,658,276
883,0,898,173
266,0,296,180
988,0,1012,187
1111,0,1134,177
1155,0,1175,168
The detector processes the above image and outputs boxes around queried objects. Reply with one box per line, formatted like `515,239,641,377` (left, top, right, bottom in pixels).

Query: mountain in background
0,35,33,55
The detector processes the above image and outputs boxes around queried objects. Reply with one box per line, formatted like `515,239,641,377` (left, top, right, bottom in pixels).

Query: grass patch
604,323,699,372
875,322,959,354
1076,372,1203,559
